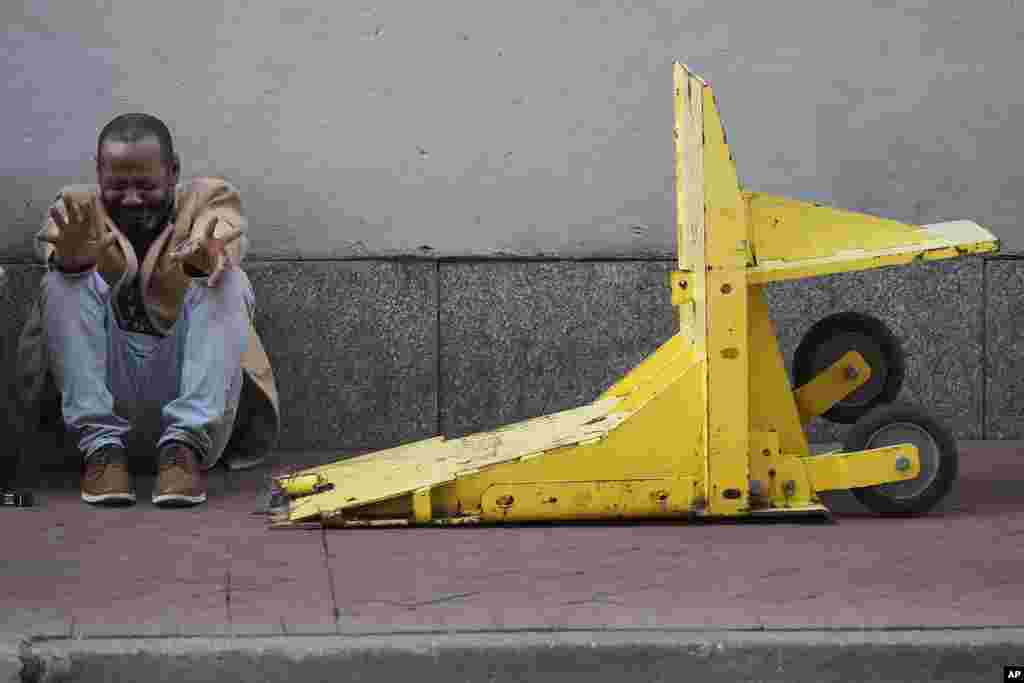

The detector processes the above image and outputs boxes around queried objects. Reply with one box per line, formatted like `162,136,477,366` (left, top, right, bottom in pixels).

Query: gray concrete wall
436,256,995,445
3,0,1023,457
1,255,1019,457
2,0,1024,260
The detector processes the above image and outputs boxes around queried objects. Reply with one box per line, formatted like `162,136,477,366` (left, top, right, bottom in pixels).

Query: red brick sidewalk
3,443,1023,638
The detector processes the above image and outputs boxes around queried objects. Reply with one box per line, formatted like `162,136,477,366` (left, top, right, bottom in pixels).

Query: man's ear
168,154,181,182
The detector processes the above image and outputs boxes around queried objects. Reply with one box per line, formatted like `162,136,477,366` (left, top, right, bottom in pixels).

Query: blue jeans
39,267,254,469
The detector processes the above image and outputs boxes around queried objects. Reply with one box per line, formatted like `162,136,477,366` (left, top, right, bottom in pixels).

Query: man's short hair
97,113,176,165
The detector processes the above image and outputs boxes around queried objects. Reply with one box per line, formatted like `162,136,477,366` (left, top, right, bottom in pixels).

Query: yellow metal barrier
271,64,998,528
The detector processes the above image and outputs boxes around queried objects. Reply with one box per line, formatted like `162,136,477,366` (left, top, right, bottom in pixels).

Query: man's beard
108,197,174,236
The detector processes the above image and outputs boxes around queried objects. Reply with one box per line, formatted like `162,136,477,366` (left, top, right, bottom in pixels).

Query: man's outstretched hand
38,196,117,272
169,215,243,288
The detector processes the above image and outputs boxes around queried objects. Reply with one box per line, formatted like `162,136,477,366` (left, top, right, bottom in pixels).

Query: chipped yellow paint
746,213,998,284
746,285,810,459
412,487,432,523
282,400,630,523
674,62,707,350
479,479,696,522
765,452,818,508
599,332,689,400
272,63,995,527
669,271,694,306
747,192,930,263
793,351,871,427
278,473,326,497
699,79,750,516
747,430,781,507
804,444,920,492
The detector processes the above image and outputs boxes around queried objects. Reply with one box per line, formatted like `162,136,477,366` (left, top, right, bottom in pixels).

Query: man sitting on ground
15,113,280,507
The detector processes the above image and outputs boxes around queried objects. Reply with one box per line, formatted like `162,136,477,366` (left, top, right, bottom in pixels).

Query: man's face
97,136,178,236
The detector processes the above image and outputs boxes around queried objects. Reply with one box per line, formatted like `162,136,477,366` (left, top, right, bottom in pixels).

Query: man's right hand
37,196,117,272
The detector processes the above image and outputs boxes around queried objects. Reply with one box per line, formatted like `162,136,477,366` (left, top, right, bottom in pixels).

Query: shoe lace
161,446,194,470
85,448,122,480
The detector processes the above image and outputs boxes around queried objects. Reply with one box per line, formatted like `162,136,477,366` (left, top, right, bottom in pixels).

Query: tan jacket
15,177,280,463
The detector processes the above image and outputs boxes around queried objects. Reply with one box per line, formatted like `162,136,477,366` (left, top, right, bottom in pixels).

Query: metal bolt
720,283,732,294
679,280,688,289
762,448,771,457
495,495,515,508
895,456,911,472
783,480,796,497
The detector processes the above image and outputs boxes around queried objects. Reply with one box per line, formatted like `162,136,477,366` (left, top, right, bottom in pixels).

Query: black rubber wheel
843,402,958,515
793,312,905,424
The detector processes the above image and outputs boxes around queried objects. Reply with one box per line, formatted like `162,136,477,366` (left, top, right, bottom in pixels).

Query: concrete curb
0,639,24,683
17,627,1024,683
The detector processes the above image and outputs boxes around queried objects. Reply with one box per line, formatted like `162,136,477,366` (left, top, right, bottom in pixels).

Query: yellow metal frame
272,63,998,527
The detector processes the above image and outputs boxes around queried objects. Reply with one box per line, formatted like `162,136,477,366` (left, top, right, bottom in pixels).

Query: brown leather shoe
81,446,135,505
153,442,207,506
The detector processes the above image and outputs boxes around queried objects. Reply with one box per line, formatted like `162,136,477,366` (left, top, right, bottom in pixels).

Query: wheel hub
863,422,940,500
810,331,887,408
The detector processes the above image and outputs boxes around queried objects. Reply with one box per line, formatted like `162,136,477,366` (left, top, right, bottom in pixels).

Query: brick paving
3,443,1023,637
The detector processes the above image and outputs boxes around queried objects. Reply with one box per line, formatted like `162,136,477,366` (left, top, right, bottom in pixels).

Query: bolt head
895,456,911,472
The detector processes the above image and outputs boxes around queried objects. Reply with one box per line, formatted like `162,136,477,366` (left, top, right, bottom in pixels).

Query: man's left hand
169,215,243,288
